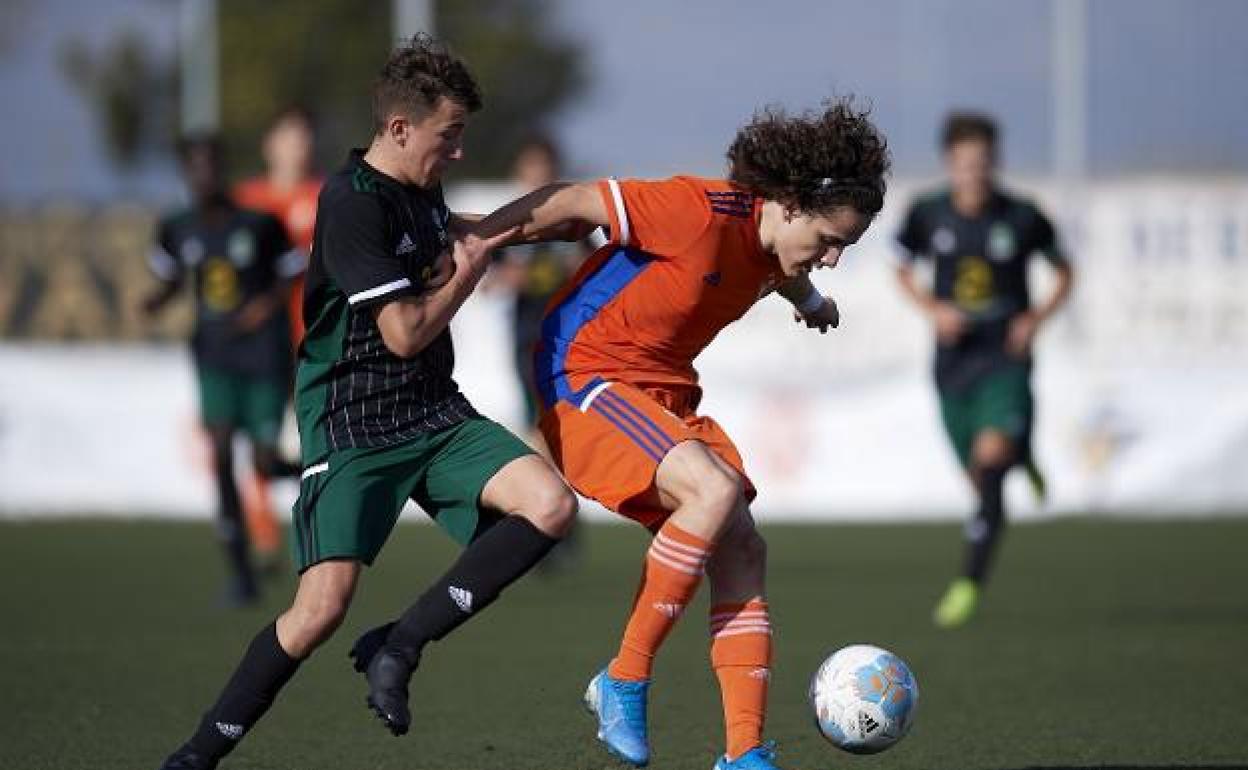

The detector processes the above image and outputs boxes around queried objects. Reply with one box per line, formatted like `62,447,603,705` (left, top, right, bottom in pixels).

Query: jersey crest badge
988,222,1016,261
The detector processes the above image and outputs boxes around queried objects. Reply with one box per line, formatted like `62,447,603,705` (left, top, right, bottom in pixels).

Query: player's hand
233,295,277,334
1006,310,1041,357
451,226,521,281
792,294,840,334
421,248,457,292
932,302,967,344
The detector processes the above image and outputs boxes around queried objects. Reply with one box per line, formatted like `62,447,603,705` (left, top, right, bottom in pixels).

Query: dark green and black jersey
149,200,300,376
295,150,476,457
896,187,1068,390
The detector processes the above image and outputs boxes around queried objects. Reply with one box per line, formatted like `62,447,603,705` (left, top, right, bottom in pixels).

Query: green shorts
197,367,288,445
938,363,1033,468
290,416,534,572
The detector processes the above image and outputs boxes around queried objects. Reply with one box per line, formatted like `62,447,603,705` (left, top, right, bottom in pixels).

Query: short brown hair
941,111,998,152
727,97,890,217
372,33,483,134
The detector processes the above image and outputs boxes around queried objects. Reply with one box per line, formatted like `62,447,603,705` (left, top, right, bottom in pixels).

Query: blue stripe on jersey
594,389,673,456
711,205,752,218
535,247,653,407
591,400,666,462
598,390,676,452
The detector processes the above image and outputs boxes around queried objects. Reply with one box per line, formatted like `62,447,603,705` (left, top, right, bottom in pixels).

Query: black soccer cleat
363,646,418,737
348,621,397,673
157,745,217,770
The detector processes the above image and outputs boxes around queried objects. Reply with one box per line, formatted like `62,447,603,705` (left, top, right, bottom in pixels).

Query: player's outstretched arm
140,280,181,319
373,227,518,358
1006,260,1074,356
475,182,609,245
896,262,966,344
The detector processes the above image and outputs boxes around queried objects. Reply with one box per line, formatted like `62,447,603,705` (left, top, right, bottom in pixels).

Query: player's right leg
197,367,258,605
157,560,360,769
541,383,743,766
205,424,257,606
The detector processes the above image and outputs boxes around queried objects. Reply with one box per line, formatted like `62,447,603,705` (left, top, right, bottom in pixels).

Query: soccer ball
808,644,919,754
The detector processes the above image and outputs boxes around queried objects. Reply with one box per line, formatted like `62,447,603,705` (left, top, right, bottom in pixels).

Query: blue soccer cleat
583,668,651,766
714,742,786,770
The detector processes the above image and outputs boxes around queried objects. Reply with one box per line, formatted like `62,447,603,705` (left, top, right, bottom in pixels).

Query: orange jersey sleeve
596,177,713,257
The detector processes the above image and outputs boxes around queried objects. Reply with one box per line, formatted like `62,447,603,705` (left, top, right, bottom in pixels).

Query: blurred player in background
478,99,890,770
156,35,575,770
233,105,323,570
488,134,590,572
894,112,1074,628
142,135,304,607
491,134,589,440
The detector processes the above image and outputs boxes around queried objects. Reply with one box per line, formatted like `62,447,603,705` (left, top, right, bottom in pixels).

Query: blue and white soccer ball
808,644,919,754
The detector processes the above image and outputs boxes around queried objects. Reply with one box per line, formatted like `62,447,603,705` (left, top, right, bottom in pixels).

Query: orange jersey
233,176,322,345
233,177,322,251
534,176,783,409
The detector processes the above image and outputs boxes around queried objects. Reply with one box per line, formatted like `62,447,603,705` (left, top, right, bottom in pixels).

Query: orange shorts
539,380,756,531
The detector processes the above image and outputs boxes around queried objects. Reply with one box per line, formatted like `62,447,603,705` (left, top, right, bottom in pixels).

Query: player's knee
524,481,578,538
720,525,767,574
697,466,744,524
299,594,350,641
972,432,1014,468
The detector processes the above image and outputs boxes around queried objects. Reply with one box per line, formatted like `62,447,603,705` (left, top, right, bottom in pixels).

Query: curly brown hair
372,33,483,134
727,98,890,216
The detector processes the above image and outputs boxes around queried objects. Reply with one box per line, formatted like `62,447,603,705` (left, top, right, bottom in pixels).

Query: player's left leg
935,365,1033,628
158,560,360,769
705,506,777,767
239,375,298,571
356,418,575,736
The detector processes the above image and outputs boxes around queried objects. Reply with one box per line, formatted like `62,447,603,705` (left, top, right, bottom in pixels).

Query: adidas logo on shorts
448,586,474,613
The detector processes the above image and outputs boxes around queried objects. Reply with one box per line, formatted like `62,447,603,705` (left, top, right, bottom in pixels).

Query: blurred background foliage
219,0,584,179
58,0,585,180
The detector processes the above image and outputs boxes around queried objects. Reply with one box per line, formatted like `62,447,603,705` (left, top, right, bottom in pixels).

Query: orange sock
710,600,772,760
241,472,282,555
608,521,712,681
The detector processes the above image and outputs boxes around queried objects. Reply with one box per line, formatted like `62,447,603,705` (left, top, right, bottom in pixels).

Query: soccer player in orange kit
476,98,890,770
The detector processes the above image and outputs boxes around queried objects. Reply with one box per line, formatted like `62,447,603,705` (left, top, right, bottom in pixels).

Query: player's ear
387,114,408,146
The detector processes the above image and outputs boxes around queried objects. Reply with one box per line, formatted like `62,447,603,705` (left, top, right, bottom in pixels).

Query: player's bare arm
1007,260,1074,356
233,279,293,334
374,226,517,358
140,279,181,318
475,181,608,244
895,262,966,343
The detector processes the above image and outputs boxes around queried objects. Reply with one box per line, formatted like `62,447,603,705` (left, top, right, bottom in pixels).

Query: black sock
213,445,255,592
386,516,559,660
964,463,1009,584
184,622,301,760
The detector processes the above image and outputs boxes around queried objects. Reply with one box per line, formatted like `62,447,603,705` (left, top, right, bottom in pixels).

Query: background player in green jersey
143,135,304,606
895,112,1075,628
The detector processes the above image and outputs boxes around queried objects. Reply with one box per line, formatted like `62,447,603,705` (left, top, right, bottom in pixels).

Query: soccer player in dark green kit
156,34,576,770
143,135,303,606
894,112,1074,628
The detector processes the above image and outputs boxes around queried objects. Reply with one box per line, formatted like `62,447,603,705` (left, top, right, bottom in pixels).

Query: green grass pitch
1,518,1246,769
